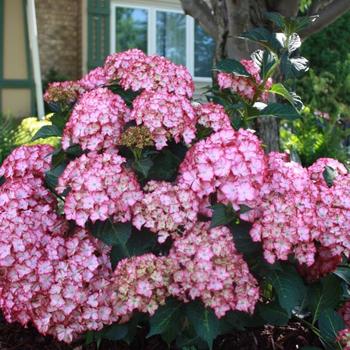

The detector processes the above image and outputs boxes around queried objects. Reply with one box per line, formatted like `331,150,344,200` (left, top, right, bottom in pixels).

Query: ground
0,313,322,350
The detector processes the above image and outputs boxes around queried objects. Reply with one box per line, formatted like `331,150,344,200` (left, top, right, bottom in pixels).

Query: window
111,2,215,80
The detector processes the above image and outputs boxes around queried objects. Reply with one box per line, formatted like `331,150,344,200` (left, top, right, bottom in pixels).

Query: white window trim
110,0,212,82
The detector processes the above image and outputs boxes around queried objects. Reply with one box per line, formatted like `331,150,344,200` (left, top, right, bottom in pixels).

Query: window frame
110,1,212,82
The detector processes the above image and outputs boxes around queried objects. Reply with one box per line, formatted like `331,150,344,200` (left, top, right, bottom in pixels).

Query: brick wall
36,0,82,81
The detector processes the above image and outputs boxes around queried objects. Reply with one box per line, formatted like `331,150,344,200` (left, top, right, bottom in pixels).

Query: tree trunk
211,0,299,153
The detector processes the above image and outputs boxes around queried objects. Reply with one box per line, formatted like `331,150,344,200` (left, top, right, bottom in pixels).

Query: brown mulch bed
0,314,322,350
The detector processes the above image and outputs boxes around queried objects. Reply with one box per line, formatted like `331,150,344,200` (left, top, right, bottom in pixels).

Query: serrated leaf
257,301,289,326
186,301,220,350
323,166,337,187
210,203,236,228
265,12,284,29
318,308,344,343
281,53,309,79
240,27,282,53
102,323,128,341
133,157,153,178
268,265,306,316
260,103,300,120
269,83,295,105
90,220,131,248
215,58,250,77
288,33,301,53
308,275,343,324
32,125,62,141
230,220,260,256
45,163,67,190
333,266,350,284
148,298,185,343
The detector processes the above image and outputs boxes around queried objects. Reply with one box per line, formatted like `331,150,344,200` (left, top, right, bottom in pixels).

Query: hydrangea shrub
1,12,350,350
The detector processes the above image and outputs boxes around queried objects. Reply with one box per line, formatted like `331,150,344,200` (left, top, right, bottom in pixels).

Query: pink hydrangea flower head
79,66,108,91
337,329,350,350
217,59,271,102
168,222,259,317
111,254,172,316
104,49,194,97
130,90,197,150
177,128,266,212
340,302,350,329
61,87,130,152
308,157,347,189
0,144,54,179
195,102,232,132
250,152,319,265
132,181,200,243
57,151,143,226
44,81,85,105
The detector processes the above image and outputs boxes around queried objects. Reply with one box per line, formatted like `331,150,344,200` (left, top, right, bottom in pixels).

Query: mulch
0,314,322,350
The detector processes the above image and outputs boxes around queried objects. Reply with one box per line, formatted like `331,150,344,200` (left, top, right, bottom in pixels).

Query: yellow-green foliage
280,107,350,166
12,115,60,148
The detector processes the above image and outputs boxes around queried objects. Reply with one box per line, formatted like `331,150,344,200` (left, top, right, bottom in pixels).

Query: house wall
35,0,82,81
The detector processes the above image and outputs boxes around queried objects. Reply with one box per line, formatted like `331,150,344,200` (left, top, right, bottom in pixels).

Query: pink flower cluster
44,81,85,105
337,329,350,350
79,67,108,91
177,128,266,212
130,91,196,149
104,49,194,97
61,87,130,151
217,59,272,101
250,155,350,266
0,144,54,179
195,102,232,132
250,152,318,265
57,151,142,227
111,254,172,316
168,222,259,317
0,147,121,343
339,301,350,329
132,181,200,243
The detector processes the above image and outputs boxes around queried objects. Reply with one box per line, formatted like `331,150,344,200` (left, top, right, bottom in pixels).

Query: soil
0,314,322,350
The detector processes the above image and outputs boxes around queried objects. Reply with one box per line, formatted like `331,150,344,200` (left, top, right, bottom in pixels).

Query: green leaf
257,301,289,326
133,157,153,178
251,50,276,80
32,125,62,141
210,203,236,228
50,111,70,131
265,12,284,29
318,308,344,343
260,103,300,120
290,148,302,164
102,323,128,341
323,166,337,187
301,347,323,350
333,266,350,284
308,275,343,324
284,15,319,34
269,83,296,105
268,265,306,316
281,54,309,79
288,33,301,53
185,301,220,350
148,298,185,343
90,220,131,248
240,27,282,53
230,220,260,256
215,59,250,77
45,163,67,190
149,149,182,182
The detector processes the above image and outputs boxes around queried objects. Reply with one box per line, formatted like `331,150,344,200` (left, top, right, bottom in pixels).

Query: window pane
194,22,215,78
156,11,186,65
116,7,148,53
